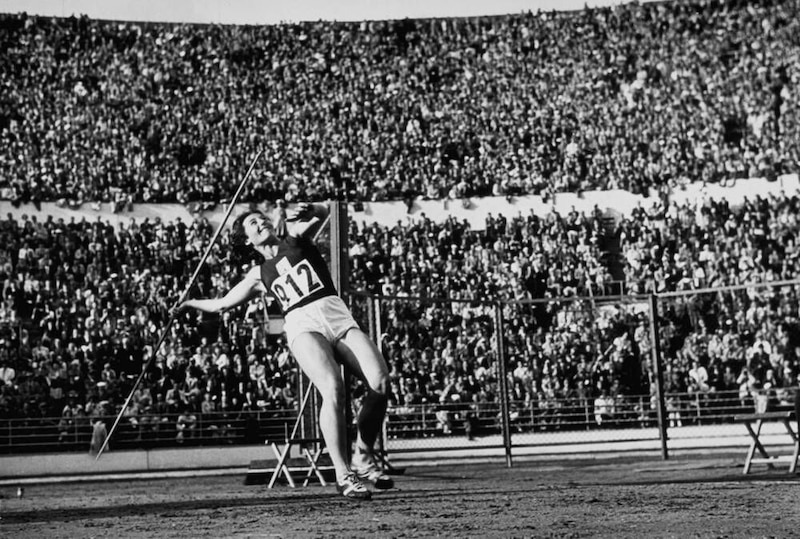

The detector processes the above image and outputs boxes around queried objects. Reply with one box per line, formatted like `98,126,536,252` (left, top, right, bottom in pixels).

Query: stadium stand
0,0,798,206
0,193,798,445
0,0,798,450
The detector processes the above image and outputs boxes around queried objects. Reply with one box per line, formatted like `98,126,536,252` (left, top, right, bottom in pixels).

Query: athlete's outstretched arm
286,202,329,239
179,266,263,314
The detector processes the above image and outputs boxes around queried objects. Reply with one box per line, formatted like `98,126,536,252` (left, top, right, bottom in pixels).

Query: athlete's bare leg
335,327,390,454
290,331,351,481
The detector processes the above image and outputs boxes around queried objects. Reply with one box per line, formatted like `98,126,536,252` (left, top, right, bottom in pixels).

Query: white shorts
283,295,359,348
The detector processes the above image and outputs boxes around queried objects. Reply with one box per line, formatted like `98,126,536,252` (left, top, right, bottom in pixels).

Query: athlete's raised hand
286,203,313,222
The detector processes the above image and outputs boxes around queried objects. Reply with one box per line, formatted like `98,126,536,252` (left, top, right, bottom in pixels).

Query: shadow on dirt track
4,466,798,524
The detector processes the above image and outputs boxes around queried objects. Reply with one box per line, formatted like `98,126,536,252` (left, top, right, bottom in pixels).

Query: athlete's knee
316,376,345,407
363,375,390,413
368,373,390,396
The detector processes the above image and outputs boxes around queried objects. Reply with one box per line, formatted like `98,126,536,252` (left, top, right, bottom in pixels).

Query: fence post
648,293,670,460
493,302,513,468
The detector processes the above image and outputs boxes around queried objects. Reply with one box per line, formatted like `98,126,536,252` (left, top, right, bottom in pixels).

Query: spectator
176,405,198,444
688,360,711,395
593,388,616,427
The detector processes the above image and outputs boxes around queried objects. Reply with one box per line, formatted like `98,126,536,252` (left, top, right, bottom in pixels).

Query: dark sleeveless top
259,235,337,314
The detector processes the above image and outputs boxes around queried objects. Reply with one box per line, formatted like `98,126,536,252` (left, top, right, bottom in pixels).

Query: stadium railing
0,407,296,455
383,389,783,439
0,389,779,454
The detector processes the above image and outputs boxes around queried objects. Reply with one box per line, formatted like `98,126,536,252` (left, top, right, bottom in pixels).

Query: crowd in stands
0,207,295,442
1,0,798,209
349,191,800,429
0,190,799,441
1,0,799,444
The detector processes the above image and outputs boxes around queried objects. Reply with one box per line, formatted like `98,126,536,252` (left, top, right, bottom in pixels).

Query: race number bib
270,259,324,310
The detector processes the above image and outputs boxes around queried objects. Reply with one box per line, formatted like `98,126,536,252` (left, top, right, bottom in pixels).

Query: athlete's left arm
177,266,264,314
285,202,329,239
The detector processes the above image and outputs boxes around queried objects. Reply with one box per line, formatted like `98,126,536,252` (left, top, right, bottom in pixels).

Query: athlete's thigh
290,331,342,395
335,328,389,392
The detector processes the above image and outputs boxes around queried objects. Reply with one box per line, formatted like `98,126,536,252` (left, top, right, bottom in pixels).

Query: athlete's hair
230,210,260,247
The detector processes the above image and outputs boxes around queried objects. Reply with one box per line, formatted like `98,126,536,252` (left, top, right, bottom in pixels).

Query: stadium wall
351,174,800,230
2,0,665,25
0,174,796,233
1,422,792,481
1,446,266,479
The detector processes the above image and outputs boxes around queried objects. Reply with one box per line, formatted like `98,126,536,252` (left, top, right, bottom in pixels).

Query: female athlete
178,203,392,500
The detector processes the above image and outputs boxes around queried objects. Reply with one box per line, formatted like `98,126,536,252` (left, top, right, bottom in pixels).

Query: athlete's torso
259,235,337,314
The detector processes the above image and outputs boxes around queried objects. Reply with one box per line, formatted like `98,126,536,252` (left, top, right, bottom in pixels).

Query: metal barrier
0,408,297,455
384,389,774,440
1,388,795,454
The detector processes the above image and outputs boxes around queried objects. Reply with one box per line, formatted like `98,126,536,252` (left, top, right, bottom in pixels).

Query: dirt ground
1,453,799,538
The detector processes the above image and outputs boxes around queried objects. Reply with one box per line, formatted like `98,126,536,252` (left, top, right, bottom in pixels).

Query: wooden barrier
734,410,798,475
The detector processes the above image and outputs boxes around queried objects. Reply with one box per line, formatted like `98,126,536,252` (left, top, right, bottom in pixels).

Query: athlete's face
243,213,275,247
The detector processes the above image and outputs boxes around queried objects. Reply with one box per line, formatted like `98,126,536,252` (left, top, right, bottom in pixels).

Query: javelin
95,149,263,460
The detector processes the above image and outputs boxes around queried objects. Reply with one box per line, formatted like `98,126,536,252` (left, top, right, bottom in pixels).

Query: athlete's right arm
178,266,264,314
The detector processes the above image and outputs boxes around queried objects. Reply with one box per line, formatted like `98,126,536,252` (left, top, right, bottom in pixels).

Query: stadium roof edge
1,0,667,25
